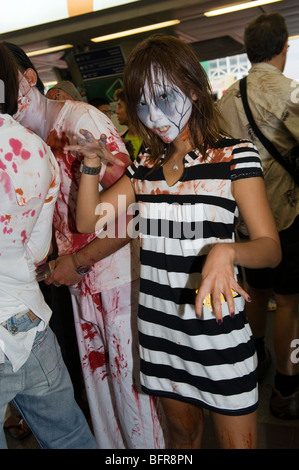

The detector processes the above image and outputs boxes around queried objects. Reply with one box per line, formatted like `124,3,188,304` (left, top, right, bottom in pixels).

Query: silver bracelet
80,162,101,175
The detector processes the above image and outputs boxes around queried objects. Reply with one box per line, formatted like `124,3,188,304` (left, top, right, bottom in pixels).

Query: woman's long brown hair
123,35,222,166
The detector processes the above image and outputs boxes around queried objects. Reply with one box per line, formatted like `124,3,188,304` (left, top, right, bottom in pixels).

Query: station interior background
1,0,299,449
1,0,299,121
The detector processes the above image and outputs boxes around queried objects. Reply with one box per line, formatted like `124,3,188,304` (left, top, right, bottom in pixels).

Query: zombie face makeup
13,71,33,122
137,70,193,143
12,69,49,140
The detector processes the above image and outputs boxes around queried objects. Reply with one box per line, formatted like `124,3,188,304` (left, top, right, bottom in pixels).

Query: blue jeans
0,312,97,449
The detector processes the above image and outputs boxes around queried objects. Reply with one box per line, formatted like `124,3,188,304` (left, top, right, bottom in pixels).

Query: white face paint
13,71,47,138
137,70,192,144
13,71,32,122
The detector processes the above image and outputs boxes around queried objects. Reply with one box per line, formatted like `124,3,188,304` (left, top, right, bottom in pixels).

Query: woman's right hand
64,129,126,167
195,243,250,323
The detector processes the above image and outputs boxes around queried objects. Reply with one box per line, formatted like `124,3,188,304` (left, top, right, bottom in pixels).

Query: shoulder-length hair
123,35,222,166
0,42,19,115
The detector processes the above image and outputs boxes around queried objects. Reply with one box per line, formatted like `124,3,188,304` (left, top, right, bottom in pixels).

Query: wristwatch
72,252,92,276
80,162,102,175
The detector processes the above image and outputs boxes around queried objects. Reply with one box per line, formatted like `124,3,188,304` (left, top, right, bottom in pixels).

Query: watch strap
71,252,92,275
72,252,81,269
80,162,101,175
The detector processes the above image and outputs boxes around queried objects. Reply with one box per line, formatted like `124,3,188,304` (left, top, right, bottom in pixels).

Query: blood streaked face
12,70,46,137
137,70,192,143
13,71,32,122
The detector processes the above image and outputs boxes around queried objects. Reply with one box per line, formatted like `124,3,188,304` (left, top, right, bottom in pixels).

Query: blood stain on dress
21,149,31,160
9,138,22,156
87,349,107,374
5,152,13,161
81,321,97,341
20,229,27,245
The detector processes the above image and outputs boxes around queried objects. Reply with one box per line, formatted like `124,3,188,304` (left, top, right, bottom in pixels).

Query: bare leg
211,410,258,449
159,397,204,449
273,293,299,376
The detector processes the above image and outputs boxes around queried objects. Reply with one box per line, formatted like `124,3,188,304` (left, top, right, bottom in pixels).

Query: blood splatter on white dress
48,101,165,448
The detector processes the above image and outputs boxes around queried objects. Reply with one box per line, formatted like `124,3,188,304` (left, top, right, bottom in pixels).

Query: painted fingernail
247,296,252,302
230,312,235,318
217,319,223,325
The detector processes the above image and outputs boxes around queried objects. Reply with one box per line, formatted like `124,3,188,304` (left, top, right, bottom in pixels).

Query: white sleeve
26,199,56,264
26,153,60,264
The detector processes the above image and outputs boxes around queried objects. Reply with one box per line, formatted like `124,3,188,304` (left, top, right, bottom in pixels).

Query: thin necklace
161,152,180,171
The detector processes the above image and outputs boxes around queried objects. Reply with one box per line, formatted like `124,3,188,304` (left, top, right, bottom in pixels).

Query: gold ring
53,281,61,287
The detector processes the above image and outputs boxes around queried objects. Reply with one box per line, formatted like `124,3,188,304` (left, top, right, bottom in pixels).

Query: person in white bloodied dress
5,41,165,449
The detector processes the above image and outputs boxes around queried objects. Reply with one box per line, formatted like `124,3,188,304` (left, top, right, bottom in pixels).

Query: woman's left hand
195,243,251,323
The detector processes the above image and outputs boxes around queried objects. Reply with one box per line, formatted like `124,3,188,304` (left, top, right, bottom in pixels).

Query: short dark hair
0,42,19,115
244,13,288,63
4,42,45,94
89,97,109,108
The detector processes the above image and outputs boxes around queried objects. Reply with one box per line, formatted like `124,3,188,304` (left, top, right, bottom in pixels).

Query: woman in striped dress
73,36,281,448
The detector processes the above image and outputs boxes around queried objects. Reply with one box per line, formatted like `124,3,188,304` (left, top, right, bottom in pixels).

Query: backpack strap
239,76,294,175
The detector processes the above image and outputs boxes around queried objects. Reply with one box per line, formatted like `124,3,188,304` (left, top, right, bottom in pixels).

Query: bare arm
45,227,132,286
45,130,136,286
65,129,135,233
232,176,281,268
76,170,136,234
46,176,135,286
70,134,136,233
195,177,281,321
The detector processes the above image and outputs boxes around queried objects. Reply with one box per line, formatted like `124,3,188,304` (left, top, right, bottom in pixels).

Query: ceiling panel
1,0,298,84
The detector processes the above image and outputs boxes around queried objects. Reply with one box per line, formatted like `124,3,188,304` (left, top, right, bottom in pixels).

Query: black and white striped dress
126,137,263,415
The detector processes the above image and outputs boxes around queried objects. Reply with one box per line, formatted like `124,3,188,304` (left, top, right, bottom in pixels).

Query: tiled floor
6,310,299,449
